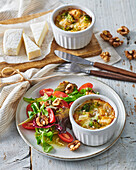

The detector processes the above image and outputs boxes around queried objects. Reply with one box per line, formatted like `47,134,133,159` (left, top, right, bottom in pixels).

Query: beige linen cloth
0,0,122,134
0,0,61,20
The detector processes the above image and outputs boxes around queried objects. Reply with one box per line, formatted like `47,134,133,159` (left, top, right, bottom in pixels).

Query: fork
55,63,136,82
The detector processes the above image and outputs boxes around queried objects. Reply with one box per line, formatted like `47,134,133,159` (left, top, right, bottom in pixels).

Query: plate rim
16,75,126,161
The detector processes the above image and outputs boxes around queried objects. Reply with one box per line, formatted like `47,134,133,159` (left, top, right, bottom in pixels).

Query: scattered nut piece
52,98,68,108
40,101,49,107
100,51,111,62
100,30,112,41
69,9,82,20
125,50,136,60
36,115,48,127
65,83,77,94
52,98,62,106
117,26,129,35
59,81,69,86
109,37,123,47
68,140,81,151
57,81,69,91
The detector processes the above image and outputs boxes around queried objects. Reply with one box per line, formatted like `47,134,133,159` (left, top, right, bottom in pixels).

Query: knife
55,63,136,83
54,50,136,78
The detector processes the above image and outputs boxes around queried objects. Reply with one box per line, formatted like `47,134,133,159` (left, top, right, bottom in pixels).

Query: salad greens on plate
19,81,98,153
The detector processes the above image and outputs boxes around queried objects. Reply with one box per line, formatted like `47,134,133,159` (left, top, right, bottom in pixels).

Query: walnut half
52,98,62,106
65,83,77,94
100,51,111,62
100,30,112,41
117,26,129,36
125,50,136,60
68,140,81,151
36,115,48,127
109,37,123,47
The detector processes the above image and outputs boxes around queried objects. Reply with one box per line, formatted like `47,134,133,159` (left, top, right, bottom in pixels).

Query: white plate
16,75,126,161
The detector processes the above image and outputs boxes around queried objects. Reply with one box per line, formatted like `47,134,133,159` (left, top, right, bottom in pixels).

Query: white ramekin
51,4,95,49
69,94,118,146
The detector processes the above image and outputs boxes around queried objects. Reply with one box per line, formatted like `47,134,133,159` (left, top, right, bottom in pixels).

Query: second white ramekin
69,94,118,146
51,4,95,49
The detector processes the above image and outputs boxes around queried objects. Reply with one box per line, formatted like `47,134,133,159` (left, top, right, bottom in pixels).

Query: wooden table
0,0,136,169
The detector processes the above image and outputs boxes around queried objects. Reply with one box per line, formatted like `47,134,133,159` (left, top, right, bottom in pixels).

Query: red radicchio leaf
33,119,63,131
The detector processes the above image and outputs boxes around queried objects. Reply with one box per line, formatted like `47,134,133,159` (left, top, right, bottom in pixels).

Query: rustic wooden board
0,11,102,75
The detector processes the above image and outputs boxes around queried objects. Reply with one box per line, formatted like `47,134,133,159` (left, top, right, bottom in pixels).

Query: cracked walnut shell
68,140,81,151
125,50,136,60
100,30,112,41
109,37,123,47
117,26,129,35
100,51,111,62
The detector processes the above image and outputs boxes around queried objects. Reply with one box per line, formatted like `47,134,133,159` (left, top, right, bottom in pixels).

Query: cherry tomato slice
58,100,69,108
79,83,93,91
58,131,73,143
22,122,35,130
46,108,56,124
69,102,74,107
39,88,53,96
26,104,33,118
53,91,68,98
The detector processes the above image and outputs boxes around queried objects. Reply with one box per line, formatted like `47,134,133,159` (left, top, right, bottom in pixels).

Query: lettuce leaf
35,128,54,153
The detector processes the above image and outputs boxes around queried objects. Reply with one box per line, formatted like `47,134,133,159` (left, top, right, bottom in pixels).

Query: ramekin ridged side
52,30,93,49
72,121,116,146
69,95,118,146
51,4,95,49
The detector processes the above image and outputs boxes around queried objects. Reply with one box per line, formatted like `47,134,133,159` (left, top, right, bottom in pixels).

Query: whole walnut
68,140,81,151
100,30,112,41
117,26,129,36
109,37,123,47
125,50,136,60
100,51,111,62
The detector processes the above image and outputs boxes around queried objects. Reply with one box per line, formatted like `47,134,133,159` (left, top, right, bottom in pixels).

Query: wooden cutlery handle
94,62,136,78
90,70,136,82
